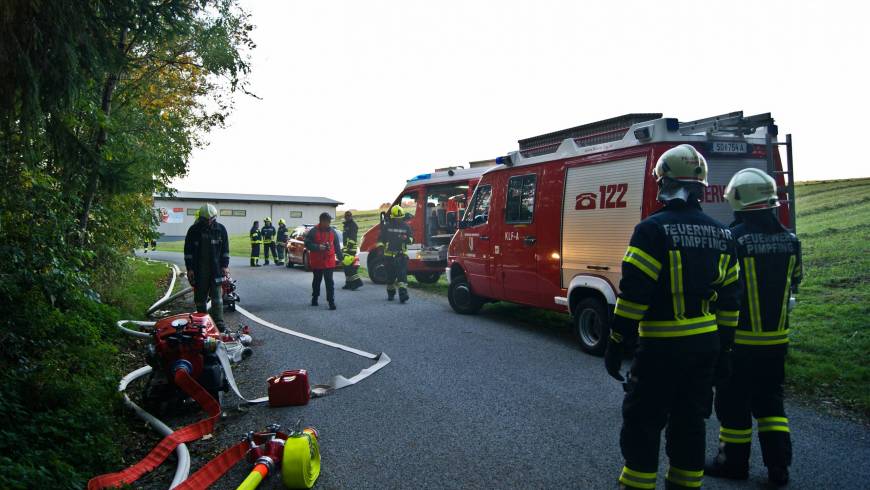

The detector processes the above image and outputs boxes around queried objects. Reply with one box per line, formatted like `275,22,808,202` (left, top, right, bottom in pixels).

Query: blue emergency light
408,173,432,182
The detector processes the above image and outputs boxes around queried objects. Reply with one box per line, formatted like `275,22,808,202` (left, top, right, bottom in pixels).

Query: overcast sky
175,0,869,210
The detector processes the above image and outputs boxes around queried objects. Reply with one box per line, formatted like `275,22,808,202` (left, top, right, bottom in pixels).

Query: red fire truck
446,112,796,355
359,163,495,284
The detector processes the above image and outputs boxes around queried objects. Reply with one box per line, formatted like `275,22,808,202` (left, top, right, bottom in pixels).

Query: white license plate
711,141,748,154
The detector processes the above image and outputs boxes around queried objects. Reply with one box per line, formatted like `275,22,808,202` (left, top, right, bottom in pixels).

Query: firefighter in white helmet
605,144,742,489
706,168,801,487
183,204,229,331
377,205,414,303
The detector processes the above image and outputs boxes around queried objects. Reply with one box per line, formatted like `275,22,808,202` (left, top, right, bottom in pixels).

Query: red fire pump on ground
143,312,229,412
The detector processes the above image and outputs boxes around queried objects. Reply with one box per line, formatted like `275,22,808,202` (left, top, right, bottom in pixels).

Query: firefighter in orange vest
604,145,742,489
706,169,802,487
304,212,343,310
378,205,414,303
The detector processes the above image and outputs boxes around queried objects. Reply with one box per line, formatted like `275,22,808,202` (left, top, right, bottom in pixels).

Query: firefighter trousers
714,351,791,470
193,280,224,327
384,253,408,292
277,241,286,263
311,269,335,303
250,243,260,266
343,264,363,289
619,349,716,489
263,241,277,264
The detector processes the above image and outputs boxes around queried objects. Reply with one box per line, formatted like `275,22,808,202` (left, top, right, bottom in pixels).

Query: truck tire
413,272,441,284
573,297,610,356
367,254,388,285
448,274,483,314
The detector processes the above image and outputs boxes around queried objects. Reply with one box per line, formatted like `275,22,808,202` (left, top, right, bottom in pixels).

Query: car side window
505,174,536,224
464,184,492,227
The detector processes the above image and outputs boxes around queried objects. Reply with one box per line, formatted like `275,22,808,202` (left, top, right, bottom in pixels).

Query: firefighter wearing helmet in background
378,205,414,303
706,168,802,487
261,217,278,265
249,220,262,267
341,239,364,290
183,204,230,331
276,218,288,266
604,144,742,489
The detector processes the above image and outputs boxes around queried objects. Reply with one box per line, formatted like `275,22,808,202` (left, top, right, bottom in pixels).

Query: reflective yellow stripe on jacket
734,329,789,346
614,298,649,321
639,314,718,338
778,255,797,331
623,246,662,281
743,257,762,331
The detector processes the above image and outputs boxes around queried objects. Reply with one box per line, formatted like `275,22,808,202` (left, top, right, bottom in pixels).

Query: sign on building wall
157,207,185,224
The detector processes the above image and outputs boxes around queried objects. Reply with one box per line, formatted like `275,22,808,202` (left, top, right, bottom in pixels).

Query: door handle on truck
524,236,537,246
480,236,489,241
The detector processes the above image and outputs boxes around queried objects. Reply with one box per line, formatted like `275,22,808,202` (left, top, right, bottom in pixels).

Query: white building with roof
153,191,343,236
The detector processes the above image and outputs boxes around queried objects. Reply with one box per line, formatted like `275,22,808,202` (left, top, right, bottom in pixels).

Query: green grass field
154,179,870,416
787,177,870,416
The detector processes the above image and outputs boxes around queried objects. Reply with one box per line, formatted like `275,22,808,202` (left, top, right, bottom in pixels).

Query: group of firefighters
179,143,800,488
245,208,412,310
607,145,801,489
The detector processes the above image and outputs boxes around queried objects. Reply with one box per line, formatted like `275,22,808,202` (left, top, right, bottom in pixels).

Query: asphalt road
137,251,869,489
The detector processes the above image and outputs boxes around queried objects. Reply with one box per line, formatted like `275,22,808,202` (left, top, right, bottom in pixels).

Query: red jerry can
267,370,311,407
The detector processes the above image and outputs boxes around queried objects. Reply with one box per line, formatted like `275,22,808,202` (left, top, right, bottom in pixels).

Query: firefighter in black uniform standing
249,220,262,267
343,210,359,243
378,205,414,303
276,218,288,266
261,217,277,265
706,168,801,487
604,144,742,489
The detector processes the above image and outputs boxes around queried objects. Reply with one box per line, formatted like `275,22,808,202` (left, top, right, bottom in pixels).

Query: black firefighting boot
342,283,351,290
328,301,336,310
705,442,750,481
310,297,318,307
387,288,396,301
768,467,789,487
250,258,256,267
399,287,409,304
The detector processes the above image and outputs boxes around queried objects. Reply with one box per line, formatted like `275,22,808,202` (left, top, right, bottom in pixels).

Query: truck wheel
414,272,441,284
448,274,483,314
367,254,388,284
302,251,310,272
573,297,610,356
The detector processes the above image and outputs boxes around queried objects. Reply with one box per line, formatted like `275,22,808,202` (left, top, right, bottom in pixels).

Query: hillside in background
788,177,870,416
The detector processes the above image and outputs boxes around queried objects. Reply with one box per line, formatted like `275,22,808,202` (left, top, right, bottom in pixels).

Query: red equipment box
267,370,311,407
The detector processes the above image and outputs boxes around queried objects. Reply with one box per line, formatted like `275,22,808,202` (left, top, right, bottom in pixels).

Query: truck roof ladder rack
679,111,776,137
518,113,662,157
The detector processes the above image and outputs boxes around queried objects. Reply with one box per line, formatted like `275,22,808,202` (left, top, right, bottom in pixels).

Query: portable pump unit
143,312,228,412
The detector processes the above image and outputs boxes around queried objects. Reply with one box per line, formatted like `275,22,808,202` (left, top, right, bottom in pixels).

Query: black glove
714,349,732,386
604,332,626,382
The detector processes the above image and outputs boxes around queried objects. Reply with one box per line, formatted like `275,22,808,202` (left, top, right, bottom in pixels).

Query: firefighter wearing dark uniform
261,217,277,265
249,220,262,267
183,204,229,331
343,211,359,243
378,205,414,303
341,239,364,290
706,168,802,487
604,144,742,489
276,218,288,266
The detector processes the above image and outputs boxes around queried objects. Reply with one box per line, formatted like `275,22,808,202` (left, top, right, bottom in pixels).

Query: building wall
154,199,338,236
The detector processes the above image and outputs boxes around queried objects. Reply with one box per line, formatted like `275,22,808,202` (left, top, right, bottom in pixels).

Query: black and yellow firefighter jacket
249,227,262,245
261,223,276,244
729,212,802,352
612,199,742,352
377,220,414,257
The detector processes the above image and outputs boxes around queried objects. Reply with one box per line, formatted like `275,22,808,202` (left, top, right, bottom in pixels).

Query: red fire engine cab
359,163,494,284
446,112,796,355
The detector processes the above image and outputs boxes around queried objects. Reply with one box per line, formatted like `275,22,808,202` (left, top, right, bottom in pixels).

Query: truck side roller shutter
561,156,647,290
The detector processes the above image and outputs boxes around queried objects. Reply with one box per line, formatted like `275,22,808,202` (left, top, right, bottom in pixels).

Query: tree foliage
0,1,254,487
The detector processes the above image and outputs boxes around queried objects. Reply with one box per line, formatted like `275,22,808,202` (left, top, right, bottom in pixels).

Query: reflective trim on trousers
719,426,752,444
619,466,657,489
666,466,703,488
757,416,790,433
